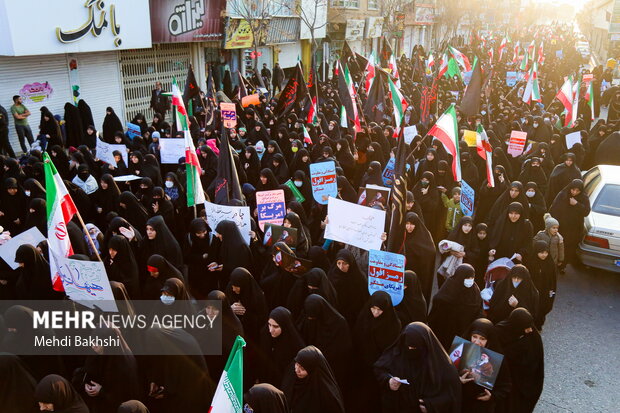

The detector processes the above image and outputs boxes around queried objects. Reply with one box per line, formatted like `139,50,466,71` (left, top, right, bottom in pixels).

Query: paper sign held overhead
256,190,286,231
309,161,338,205
95,139,128,167
0,227,46,270
58,258,118,312
220,102,237,128
507,130,527,157
565,131,581,150
159,138,186,164
460,180,475,217
324,197,386,251
368,249,405,305
204,201,251,245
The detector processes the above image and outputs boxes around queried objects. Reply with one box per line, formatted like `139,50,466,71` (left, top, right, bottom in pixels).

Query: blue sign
126,122,141,140
309,161,338,205
368,249,405,306
461,180,475,217
382,157,396,187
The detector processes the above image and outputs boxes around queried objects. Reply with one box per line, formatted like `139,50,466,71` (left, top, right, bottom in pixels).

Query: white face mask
512,280,522,288
526,190,535,198
165,181,174,188
160,295,175,305
24,190,31,197
464,278,475,288
294,181,303,187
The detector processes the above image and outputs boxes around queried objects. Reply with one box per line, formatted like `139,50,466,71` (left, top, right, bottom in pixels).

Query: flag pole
74,210,103,263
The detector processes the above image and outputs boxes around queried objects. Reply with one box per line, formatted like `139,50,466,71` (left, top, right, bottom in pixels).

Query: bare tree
275,0,327,59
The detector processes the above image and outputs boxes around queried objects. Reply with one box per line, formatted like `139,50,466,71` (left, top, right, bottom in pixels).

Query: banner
0,227,46,270
263,223,298,249
159,138,186,164
368,249,405,305
220,102,237,128
95,139,127,167
204,201,251,245
507,130,527,157
403,125,418,145
126,122,141,139
324,197,386,251
309,161,338,205
58,258,118,312
256,190,286,231
460,180,475,217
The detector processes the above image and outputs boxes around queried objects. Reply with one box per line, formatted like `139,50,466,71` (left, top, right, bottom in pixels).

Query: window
583,167,601,197
593,184,620,217
367,0,378,9
331,0,359,8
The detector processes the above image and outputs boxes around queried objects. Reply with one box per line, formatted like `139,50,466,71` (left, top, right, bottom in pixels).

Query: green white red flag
522,61,541,104
585,81,595,120
428,104,461,181
476,124,494,187
365,51,377,92
44,152,77,291
513,41,520,63
172,78,205,206
388,76,407,137
302,124,313,145
498,37,508,61
570,78,581,127
448,45,471,71
209,336,245,413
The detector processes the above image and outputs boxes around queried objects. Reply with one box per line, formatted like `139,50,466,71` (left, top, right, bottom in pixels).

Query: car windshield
593,184,620,217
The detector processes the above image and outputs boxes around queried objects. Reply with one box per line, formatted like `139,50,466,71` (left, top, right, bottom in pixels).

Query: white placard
113,174,142,181
58,258,118,312
565,131,581,150
159,138,186,164
324,197,386,251
204,201,251,245
404,125,418,145
0,227,46,270
96,138,127,166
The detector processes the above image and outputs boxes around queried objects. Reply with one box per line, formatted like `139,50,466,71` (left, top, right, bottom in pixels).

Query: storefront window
331,0,359,9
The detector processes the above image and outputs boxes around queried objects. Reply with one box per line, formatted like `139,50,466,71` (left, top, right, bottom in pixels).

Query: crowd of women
0,23,619,413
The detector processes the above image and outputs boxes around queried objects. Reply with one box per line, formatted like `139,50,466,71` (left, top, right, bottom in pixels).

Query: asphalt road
534,263,620,412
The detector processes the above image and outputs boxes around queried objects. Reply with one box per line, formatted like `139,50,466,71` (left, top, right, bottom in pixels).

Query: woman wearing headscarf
0,177,27,235
225,267,268,343
256,168,280,192
245,383,290,413
403,212,436,302
184,218,212,298
296,294,352,385
360,161,384,187
0,353,37,413
143,215,183,270
96,174,120,225
102,107,123,143
487,181,530,228
549,179,591,267
208,220,253,290
72,327,140,413
489,202,533,263
545,153,581,205
106,235,140,299
326,249,369,328
412,171,443,242
243,146,262,187
373,322,461,413
151,277,195,320
282,211,310,257
103,217,142,260
281,345,345,413
35,374,89,413
488,265,539,324
526,241,557,330
143,254,184,300
518,157,548,195
14,244,62,300
23,177,46,199
286,268,338,319
261,140,284,169
117,400,150,413
39,106,63,149
144,328,214,413
257,306,305,386
495,308,544,413
24,198,47,236
260,242,301,309
270,153,290,184
395,270,427,326
118,191,149,235
438,216,477,286
428,264,483,349
522,182,546,232
475,165,510,224
460,319,512,413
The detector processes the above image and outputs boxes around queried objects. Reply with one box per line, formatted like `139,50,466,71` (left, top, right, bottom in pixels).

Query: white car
577,165,620,273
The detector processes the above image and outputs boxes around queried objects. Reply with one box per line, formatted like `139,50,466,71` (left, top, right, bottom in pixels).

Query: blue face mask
463,278,475,288
160,295,175,305
512,279,522,288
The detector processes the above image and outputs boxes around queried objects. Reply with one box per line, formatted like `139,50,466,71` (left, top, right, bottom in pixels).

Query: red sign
149,0,224,43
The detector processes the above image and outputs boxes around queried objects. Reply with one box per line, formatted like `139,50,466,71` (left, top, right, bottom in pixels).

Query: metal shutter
119,43,192,123
78,51,125,131
0,55,72,153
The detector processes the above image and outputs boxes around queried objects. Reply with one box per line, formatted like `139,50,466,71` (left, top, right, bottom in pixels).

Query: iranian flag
498,37,508,61
172,78,205,206
488,47,494,63
365,51,377,92
585,81,595,120
522,61,541,104
476,124,495,187
44,152,77,291
388,76,408,137
512,41,520,63
307,95,318,125
537,42,545,64
570,78,581,127
340,105,348,128
428,104,461,181
450,342,464,368
209,336,245,413
343,64,362,132
520,49,529,71
438,53,449,78
448,45,472,71
302,124,313,145
427,52,435,73
528,39,536,56
556,76,573,115
389,54,401,88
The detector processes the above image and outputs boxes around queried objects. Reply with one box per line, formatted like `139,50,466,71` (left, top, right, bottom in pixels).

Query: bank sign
0,0,152,56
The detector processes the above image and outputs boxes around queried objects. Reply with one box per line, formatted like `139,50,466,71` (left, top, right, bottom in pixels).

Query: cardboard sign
256,190,286,231
0,227,46,270
463,130,477,147
506,71,518,86
460,180,475,217
357,186,390,209
263,223,298,249
241,94,260,107
368,249,405,305
159,138,186,164
204,201,251,245
324,197,386,251
403,125,418,145
126,122,142,139
58,258,118,312
220,102,237,128
382,158,396,187
449,336,504,390
309,161,338,205
565,131,582,150
95,139,128,167
582,73,594,83
507,131,527,157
